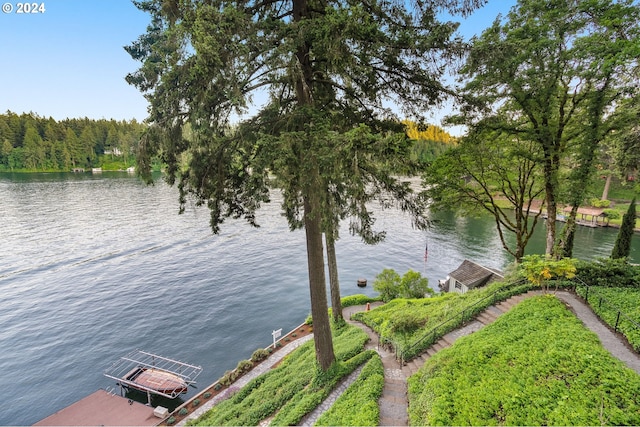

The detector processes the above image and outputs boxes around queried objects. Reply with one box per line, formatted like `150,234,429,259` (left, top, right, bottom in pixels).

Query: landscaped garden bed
408,295,640,426
162,323,313,425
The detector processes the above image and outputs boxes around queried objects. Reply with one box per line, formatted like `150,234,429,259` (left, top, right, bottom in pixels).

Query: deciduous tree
453,0,640,258
424,123,545,261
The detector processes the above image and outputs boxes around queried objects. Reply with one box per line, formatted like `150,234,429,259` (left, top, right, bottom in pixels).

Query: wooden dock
33,389,161,426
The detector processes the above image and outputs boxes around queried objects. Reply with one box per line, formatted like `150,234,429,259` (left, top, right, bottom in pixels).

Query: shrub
389,311,426,334
214,383,222,391
178,408,188,416
590,197,611,208
373,268,432,302
519,254,577,291
219,369,239,386
203,392,212,399
192,399,200,407
166,416,176,425
604,208,621,220
576,258,640,288
341,293,382,307
373,268,401,302
250,348,269,363
236,359,253,374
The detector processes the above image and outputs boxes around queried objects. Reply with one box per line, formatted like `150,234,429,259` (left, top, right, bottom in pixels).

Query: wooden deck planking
33,389,160,426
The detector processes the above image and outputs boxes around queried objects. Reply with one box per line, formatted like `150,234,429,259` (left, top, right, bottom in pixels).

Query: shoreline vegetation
4,169,636,231
0,112,454,175
158,260,640,426
2,110,637,228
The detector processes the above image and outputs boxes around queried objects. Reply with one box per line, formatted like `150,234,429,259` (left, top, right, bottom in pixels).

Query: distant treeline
404,121,456,165
0,112,454,172
0,111,145,171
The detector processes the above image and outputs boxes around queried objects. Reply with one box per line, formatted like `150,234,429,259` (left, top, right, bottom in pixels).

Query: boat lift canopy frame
104,349,203,401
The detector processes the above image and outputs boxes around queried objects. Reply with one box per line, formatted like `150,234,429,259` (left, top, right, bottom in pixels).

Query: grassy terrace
187,323,380,426
182,266,640,426
353,280,533,360
408,295,640,426
315,354,384,426
577,286,640,351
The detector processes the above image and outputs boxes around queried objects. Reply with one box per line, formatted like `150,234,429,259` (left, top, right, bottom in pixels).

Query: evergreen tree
126,0,476,370
65,127,82,168
612,198,637,259
22,124,44,170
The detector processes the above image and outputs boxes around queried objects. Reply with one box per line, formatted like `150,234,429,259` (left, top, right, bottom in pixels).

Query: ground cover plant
353,279,532,359
315,354,384,426
188,324,371,426
340,294,382,308
576,286,640,351
408,295,640,426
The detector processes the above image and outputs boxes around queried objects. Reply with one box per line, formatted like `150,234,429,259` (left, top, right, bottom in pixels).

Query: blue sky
0,0,515,126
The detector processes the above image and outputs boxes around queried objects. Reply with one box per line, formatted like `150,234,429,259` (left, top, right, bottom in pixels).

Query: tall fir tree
611,198,637,259
126,0,478,370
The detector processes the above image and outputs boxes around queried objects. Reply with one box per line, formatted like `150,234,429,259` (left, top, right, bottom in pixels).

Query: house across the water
439,259,504,294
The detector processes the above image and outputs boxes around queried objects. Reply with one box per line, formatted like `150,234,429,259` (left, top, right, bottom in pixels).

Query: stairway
401,290,543,378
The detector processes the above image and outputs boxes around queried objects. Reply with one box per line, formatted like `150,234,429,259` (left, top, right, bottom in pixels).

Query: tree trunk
325,232,343,323
544,160,557,257
293,0,335,372
602,174,612,201
558,206,578,259
304,185,336,371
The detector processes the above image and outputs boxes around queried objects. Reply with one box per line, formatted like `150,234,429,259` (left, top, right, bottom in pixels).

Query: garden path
179,290,640,427
343,290,640,426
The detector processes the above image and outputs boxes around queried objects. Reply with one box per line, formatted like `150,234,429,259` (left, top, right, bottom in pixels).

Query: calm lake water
0,172,637,425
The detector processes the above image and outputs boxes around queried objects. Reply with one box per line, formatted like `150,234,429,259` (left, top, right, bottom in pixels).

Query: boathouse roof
562,206,606,217
449,260,504,290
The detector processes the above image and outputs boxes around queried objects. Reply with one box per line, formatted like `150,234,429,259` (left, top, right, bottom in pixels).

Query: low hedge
576,258,640,288
188,324,370,426
315,353,384,426
341,293,383,307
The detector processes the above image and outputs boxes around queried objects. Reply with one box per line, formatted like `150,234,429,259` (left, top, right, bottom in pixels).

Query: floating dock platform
33,389,160,426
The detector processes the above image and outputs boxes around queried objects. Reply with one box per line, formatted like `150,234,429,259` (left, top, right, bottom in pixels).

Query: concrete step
440,334,454,346
401,364,414,378
486,305,504,316
383,380,407,398
426,347,438,357
379,395,408,426
497,301,514,311
433,340,450,352
476,312,496,325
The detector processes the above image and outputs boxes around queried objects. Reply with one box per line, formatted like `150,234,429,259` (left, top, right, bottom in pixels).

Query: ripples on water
0,172,636,425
